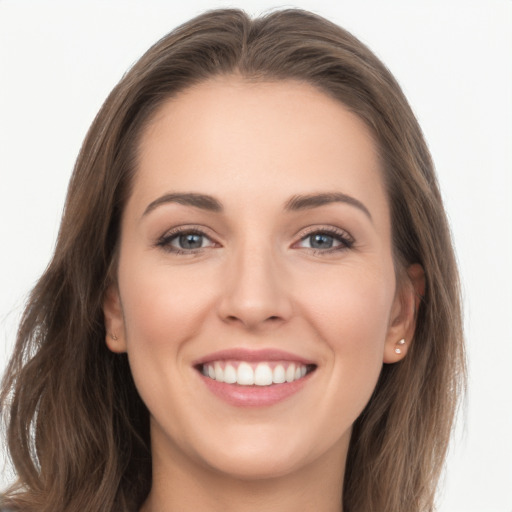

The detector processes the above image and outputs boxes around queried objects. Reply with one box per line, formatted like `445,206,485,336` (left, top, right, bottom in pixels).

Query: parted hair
1,8,465,512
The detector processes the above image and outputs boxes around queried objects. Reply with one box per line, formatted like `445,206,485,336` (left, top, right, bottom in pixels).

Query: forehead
130,77,388,220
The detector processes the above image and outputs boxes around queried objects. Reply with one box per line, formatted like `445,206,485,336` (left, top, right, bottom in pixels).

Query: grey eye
157,228,217,254
308,233,335,249
174,233,207,249
296,229,353,252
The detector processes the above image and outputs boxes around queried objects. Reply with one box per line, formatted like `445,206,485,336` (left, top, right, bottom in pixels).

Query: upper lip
193,348,316,367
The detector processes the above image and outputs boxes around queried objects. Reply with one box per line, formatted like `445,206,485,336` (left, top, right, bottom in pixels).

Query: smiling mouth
197,361,317,386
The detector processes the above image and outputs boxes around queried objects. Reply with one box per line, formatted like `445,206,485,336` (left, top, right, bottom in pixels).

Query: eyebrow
284,192,372,221
143,193,223,216
142,191,372,221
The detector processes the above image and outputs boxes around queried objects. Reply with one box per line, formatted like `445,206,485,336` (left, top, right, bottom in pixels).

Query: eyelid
292,225,355,252
154,224,354,255
155,225,220,254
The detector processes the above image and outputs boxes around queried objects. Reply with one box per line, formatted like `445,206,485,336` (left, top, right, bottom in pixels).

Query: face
104,77,417,481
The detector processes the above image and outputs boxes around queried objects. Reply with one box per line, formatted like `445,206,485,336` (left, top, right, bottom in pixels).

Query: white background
1,1,511,510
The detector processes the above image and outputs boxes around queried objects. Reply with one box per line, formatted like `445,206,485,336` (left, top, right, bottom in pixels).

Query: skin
104,77,422,512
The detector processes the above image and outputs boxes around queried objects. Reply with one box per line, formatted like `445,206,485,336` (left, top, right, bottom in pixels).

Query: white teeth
224,363,237,384
214,362,224,382
286,364,296,383
202,361,311,386
254,363,273,386
273,364,286,384
237,362,254,385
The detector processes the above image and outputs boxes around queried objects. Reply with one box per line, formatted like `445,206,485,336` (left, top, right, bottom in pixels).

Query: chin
186,423,350,482
202,447,308,481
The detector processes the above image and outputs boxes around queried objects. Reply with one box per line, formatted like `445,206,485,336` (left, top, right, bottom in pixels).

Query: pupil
179,233,203,249
310,234,333,249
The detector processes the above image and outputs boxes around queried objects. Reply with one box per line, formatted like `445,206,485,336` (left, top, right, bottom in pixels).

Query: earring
109,333,119,341
394,338,406,354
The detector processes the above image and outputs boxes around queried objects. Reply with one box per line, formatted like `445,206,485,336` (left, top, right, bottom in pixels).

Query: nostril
223,314,283,325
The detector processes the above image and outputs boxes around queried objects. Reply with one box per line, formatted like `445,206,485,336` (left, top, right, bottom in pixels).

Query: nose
217,242,293,330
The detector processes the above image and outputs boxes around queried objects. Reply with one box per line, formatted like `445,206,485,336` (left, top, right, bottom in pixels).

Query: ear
383,263,425,363
103,284,127,353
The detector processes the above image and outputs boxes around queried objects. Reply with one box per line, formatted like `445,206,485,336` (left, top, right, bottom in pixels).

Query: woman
0,8,465,512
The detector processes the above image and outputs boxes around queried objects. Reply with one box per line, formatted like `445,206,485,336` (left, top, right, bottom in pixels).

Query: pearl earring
394,338,406,354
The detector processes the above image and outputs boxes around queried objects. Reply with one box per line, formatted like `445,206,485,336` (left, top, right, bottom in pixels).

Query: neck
140,429,347,512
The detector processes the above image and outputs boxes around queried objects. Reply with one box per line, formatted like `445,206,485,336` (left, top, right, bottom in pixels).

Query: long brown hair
1,8,465,512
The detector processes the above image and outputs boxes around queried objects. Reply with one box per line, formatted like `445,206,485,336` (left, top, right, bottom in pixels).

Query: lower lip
199,372,313,407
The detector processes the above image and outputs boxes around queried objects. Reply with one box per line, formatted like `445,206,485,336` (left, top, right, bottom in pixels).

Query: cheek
299,263,395,400
303,263,394,342
116,254,220,408
118,255,213,347
115,254,218,430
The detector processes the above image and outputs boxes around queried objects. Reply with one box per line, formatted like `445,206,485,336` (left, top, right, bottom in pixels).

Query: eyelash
155,226,216,255
155,226,355,255
294,226,355,254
